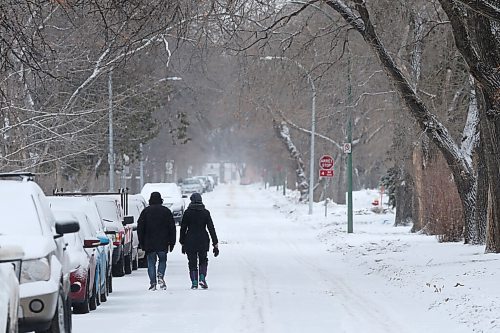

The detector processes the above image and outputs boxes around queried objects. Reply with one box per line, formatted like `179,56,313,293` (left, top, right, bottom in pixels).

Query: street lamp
261,56,316,215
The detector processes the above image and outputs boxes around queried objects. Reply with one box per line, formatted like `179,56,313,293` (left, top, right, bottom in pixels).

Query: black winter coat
179,203,218,253
137,204,176,253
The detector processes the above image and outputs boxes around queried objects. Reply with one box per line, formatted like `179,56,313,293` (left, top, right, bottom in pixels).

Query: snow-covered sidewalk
266,184,500,333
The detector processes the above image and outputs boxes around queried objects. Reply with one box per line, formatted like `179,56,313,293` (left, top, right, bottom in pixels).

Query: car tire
107,272,113,293
124,252,132,275
100,276,107,303
64,296,72,333
89,282,97,311
138,257,148,268
112,251,125,277
41,285,66,333
132,253,138,270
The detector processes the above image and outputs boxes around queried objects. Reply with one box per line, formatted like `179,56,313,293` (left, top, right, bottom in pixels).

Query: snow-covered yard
270,185,500,333
71,184,500,333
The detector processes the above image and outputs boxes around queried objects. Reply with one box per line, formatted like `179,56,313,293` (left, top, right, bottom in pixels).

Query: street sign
319,169,334,177
343,143,352,154
319,155,334,170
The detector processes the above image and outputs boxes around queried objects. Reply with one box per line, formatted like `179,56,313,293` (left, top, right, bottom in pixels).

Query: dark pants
187,251,208,279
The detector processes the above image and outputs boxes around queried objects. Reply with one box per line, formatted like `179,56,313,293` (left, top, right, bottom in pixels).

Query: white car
180,178,204,196
127,194,147,269
0,173,79,333
0,245,23,333
141,183,186,225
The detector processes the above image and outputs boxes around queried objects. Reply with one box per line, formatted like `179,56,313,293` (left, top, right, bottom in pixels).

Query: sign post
319,155,335,217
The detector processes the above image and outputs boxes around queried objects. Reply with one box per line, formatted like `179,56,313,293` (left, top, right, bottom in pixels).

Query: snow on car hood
0,235,55,260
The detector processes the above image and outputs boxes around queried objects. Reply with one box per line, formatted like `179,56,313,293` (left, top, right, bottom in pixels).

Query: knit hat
149,191,163,205
190,192,202,203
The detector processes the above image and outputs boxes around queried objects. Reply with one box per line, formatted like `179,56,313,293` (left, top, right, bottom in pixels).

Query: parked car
194,175,213,192
48,195,114,297
93,195,134,277
141,182,186,225
180,178,205,195
0,173,79,333
127,194,146,270
52,210,108,314
0,244,23,333
208,173,218,186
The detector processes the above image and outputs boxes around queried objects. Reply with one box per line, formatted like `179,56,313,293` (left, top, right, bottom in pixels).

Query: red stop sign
319,155,334,169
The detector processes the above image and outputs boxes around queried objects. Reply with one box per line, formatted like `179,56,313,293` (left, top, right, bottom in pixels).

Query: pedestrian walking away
179,192,219,289
137,191,176,291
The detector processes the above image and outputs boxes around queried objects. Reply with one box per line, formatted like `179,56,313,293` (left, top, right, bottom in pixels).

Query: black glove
181,245,186,254
213,246,219,257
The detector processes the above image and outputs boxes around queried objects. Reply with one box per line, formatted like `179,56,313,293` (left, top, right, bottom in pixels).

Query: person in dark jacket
179,192,219,289
137,192,176,290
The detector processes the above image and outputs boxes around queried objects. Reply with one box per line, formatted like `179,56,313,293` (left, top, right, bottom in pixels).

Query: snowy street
72,184,484,333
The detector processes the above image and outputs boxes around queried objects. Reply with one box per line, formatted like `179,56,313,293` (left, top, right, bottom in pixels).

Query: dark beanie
190,192,202,203
149,191,163,205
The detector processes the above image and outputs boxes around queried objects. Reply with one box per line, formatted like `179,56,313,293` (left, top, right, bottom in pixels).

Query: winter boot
157,273,166,290
148,283,157,291
199,263,208,289
190,270,198,289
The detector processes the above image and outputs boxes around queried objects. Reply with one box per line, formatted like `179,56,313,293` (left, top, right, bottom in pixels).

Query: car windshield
183,179,198,185
48,197,104,234
0,193,43,235
94,199,121,223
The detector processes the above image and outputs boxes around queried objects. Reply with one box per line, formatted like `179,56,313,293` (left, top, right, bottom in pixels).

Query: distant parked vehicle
0,173,79,333
0,244,23,333
180,178,205,195
208,173,218,186
141,182,186,225
193,176,213,192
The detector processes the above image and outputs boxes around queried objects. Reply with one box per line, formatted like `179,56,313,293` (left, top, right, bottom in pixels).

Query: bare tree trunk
273,120,309,201
394,167,414,226
411,146,424,233
436,2,500,251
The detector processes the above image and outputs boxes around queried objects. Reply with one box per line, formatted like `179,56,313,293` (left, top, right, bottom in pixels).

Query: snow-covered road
72,184,468,333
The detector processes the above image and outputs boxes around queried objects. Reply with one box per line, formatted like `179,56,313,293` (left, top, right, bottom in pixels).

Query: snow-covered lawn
71,184,500,333
269,185,500,333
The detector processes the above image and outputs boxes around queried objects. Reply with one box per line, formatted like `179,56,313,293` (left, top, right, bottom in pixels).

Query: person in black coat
179,192,219,289
137,192,176,290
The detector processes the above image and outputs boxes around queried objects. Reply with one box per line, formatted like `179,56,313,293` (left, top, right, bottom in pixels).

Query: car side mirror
55,221,80,238
182,194,187,198
83,238,101,248
98,236,110,246
132,225,138,231
123,216,134,226
105,230,117,235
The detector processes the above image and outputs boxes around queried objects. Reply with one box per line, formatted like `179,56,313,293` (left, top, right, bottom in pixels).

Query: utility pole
108,70,115,192
347,46,353,233
139,143,144,190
